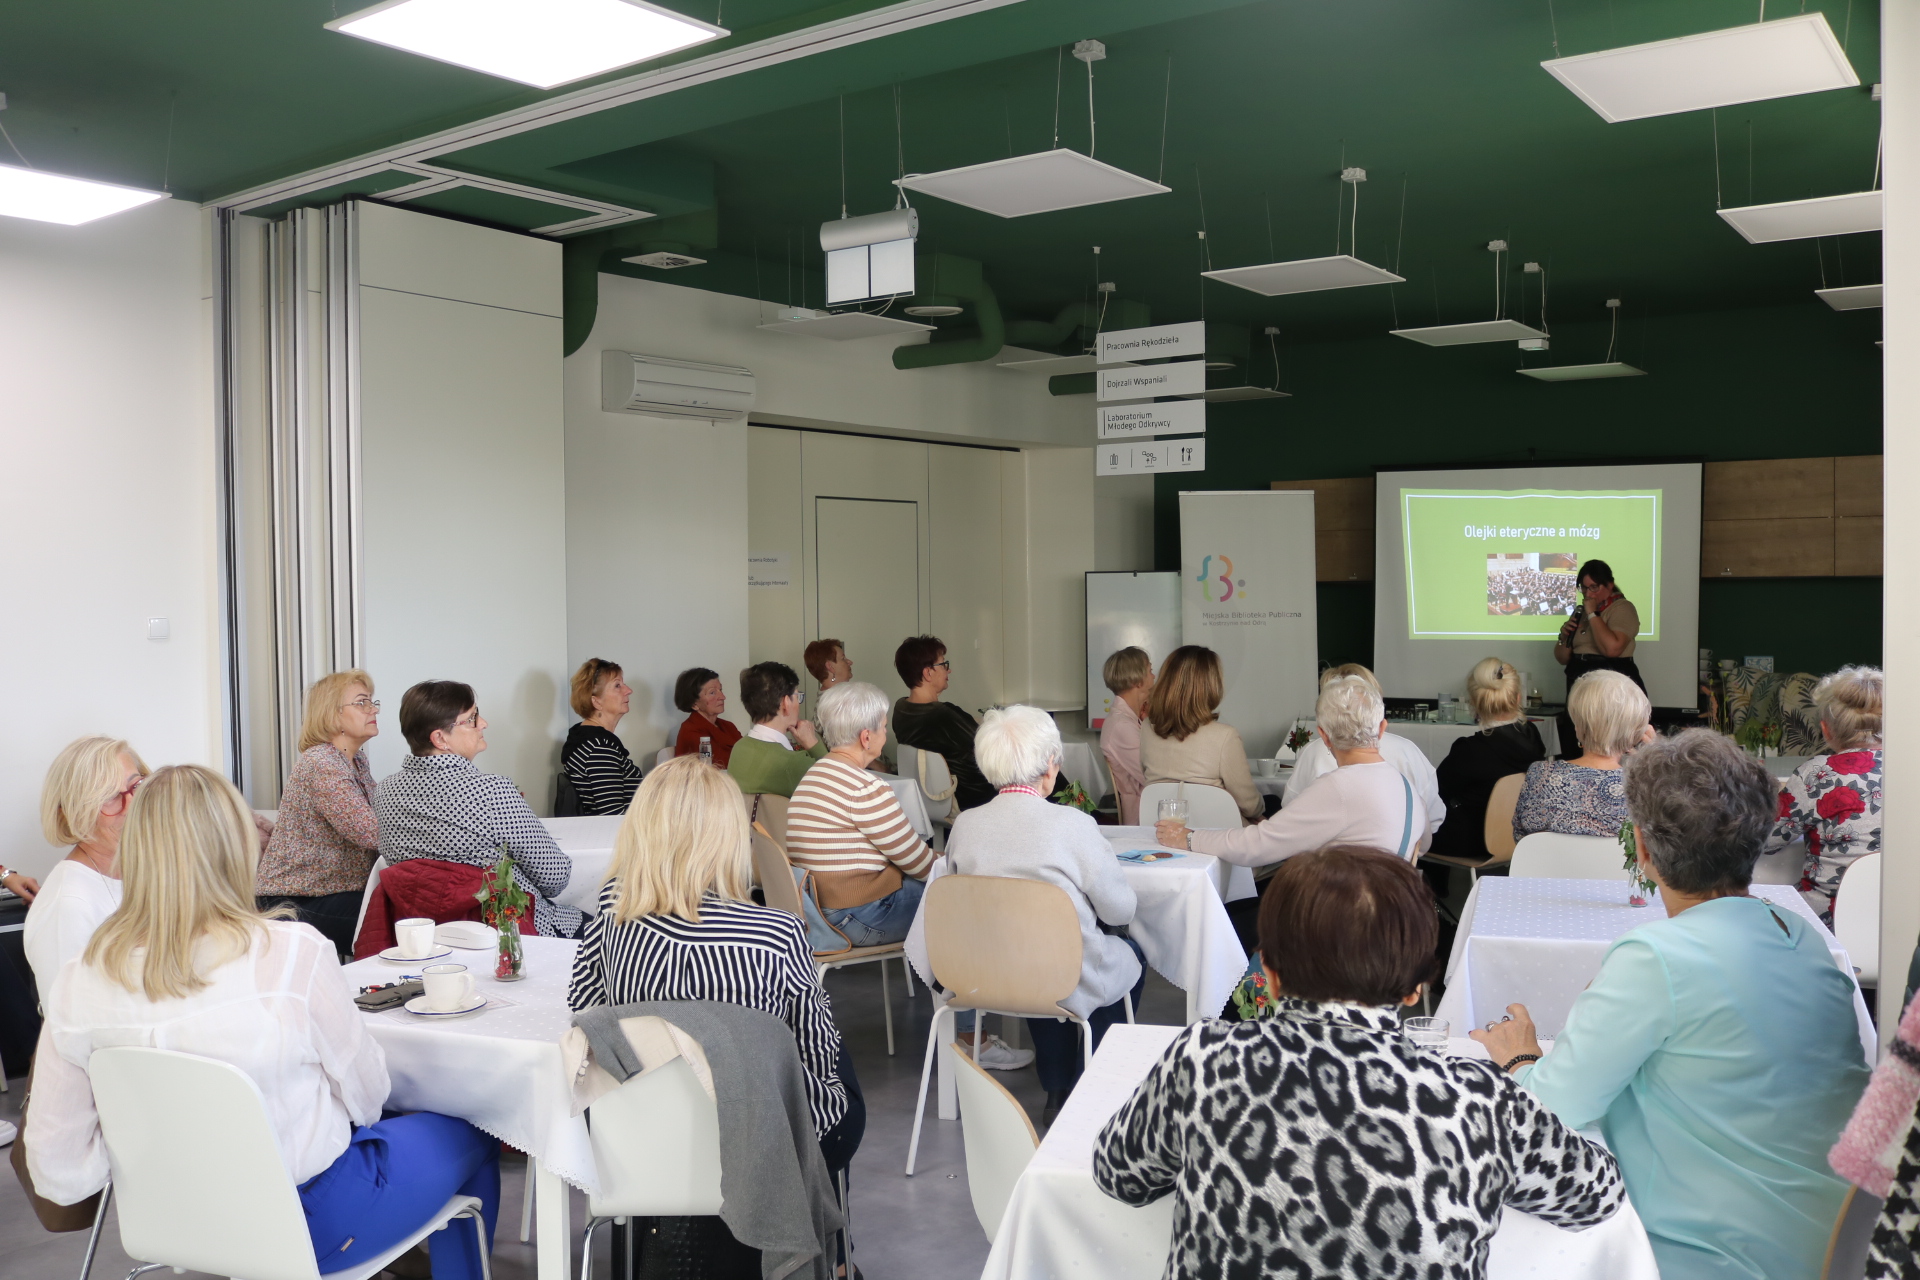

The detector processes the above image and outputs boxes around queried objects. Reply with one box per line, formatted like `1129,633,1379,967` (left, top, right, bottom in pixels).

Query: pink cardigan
1831,989,1920,1195
1100,698,1145,825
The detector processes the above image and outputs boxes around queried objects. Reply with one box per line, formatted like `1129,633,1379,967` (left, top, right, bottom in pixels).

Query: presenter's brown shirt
1570,596,1639,657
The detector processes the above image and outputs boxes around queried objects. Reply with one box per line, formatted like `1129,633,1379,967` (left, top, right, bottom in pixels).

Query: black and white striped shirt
566,884,847,1135
561,724,642,816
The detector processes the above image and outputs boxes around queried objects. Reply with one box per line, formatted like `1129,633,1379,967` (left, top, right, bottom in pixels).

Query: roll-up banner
1178,490,1319,755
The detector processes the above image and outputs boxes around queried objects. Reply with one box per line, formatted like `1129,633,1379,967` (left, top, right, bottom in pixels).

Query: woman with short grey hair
1474,729,1870,1280
950,706,1143,1120
1156,675,1429,868
1765,664,1884,922
816,680,891,752
1512,669,1651,841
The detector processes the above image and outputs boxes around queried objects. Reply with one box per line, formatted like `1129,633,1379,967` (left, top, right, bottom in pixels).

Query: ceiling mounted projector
822,207,917,306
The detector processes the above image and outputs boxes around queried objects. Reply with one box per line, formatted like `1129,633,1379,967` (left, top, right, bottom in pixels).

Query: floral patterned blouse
256,745,380,898
1765,748,1883,924
1512,759,1629,840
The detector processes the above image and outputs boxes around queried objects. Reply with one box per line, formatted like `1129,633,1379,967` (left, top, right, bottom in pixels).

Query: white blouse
22,859,123,1008
26,920,388,1206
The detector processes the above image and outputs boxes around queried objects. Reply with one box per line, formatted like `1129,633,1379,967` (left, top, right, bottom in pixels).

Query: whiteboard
1086,572,1182,728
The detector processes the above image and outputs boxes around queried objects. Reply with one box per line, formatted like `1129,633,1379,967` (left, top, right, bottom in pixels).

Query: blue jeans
300,1111,500,1278
824,876,924,947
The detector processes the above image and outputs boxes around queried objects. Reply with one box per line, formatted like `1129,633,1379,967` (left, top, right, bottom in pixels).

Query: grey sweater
944,791,1142,1018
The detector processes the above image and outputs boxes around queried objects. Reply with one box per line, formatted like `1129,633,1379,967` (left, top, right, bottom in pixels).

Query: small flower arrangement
1052,779,1099,814
1734,718,1783,758
1618,820,1657,908
1285,725,1313,753
1231,965,1275,1019
474,848,528,980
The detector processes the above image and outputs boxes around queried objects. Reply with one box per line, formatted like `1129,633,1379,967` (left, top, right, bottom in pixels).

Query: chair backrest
89,1046,321,1280
1832,853,1882,985
1138,781,1242,831
354,854,389,940
924,875,1081,1017
751,823,806,919
586,1055,725,1218
553,769,582,818
654,746,675,770
1823,1184,1882,1280
748,792,791,847
1482,774,1526,863
948,1042,1039,1242
898,743,957,822
1509,832,1626,880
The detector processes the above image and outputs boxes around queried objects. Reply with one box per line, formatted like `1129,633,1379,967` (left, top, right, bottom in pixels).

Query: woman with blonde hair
1764,664,1884,922
23,735,149,1004
561,657,642,816
1512,669,1652,841
1282,664,1442,842
1429,659,1548,862
27,764,500,1279
567,755,864,1179
1139,645,1265,822
257,669,382,956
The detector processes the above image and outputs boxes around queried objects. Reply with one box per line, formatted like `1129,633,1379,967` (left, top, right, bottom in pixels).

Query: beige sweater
1139,719,1263,822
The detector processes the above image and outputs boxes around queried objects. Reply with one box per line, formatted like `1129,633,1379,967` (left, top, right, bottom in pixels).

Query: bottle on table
698,736,713,765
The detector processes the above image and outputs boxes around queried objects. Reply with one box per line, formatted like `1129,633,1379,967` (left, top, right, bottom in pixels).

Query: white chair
653,746,675,770
1509,832,1627,880
88,1046,489,1280
352,854,388,946
1138,781,1244,831
897,744,958,840
1832,853,1882,987
947,1041,1039,1243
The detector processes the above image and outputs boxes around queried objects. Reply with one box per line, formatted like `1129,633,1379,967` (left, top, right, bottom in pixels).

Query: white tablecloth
541,815,620,912
981,1024,1660,1280
1383,718,1562,765
1437,877,1877,1057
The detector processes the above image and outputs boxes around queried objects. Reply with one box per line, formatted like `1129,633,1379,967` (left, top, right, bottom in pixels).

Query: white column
1882,1,1917,1045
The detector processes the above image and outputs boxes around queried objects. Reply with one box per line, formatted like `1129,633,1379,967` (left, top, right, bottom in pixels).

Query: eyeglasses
343,698,381,711
104,774,144,815
933,660,952,670
453,711,482,730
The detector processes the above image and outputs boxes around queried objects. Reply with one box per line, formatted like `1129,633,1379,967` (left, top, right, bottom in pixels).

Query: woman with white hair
1512,669,1652,841
1155,676,1428,868
948,706,1144,1119
1281,663,1442,841
1763,664,1883,923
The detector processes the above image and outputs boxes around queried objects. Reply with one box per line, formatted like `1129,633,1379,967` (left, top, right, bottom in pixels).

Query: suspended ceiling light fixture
326,0,727,90
1718,189,1882,242
895,40,1171,217
1542,13,1857,123
1517,298,1647,381
1392,240,1547,346
1204,168,1405,295
0,163,166,225
1816,283,1882,310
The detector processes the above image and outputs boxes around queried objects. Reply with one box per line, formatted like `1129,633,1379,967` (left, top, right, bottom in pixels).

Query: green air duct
562,209,721,356
1006,298,1151,352
893,253,1004,370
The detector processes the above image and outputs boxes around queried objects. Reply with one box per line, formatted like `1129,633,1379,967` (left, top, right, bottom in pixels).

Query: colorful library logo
1195,553,1247,602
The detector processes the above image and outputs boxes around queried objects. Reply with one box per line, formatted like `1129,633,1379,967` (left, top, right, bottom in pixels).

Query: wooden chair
947,1041,1039,1243
746,792,789,849
1419,772,1527,881
749,822,912,1054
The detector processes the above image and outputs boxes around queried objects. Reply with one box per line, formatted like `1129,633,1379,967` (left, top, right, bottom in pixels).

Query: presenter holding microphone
1554,559,1646,698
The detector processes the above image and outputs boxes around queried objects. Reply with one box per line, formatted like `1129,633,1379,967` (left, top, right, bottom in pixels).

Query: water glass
1156,798,1188,824
1413,703,1430,723
1403,1016,1448,1048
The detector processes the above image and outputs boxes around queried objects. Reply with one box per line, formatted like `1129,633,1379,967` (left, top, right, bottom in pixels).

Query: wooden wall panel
1702,517,1835,577
1837,516,1884,576
1315,529,1373,582
1701,457,1835,521
1274,476,1374,580
1836,455,1884,516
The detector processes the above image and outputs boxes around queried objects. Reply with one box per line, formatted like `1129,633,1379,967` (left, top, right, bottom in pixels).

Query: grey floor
0,961,1195,1280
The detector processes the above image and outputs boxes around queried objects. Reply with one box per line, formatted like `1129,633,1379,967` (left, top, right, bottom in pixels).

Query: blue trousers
300,1111,500,1278
1026,937,1148,1093
824,876,924,947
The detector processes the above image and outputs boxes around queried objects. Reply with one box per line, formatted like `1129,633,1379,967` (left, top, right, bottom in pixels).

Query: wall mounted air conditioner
600,351,755,420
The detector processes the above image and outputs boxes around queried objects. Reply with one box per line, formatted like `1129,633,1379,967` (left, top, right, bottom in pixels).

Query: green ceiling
4,0,1883,347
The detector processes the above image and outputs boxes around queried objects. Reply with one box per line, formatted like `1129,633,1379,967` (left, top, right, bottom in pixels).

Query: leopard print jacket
1094,999,1626,1279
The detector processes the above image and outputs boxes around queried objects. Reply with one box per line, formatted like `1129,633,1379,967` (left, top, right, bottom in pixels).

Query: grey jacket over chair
573,1000,842,1280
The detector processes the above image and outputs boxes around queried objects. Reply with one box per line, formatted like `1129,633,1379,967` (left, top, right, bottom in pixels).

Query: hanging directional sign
1097,359,1207,402
1097,320,1206,366
1097,400,1206,440
1096,438,1205,476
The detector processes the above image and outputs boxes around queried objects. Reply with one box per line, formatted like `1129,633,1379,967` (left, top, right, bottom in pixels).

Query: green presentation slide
1400,488,1662,639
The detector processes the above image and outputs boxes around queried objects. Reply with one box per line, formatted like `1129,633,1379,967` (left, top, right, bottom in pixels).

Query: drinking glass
1413,703,1430,723
1156,798,1188,824
1403,1016,1448,1048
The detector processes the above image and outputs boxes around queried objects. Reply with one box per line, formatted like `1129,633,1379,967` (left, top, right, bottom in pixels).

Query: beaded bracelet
1502,1053,1542,1073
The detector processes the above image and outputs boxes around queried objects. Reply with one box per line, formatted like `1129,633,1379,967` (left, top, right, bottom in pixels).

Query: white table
1437,877,1877,1057
343,935,586,1280
982,1024,1660,1280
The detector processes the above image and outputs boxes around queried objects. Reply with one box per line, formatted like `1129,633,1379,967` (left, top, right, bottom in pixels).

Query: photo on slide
1402,488,1661,639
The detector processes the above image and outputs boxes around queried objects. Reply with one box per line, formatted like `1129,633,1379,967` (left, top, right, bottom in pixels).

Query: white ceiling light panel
1717,190,1882,242
895,149,1170,218
1517,362,1647,382
1392,319,1549,347
327,0,727,90
1816,283,1883,310
1202,254,1404,296
996,353,1134,374
0,163,166,225
756,309,933,340
1542,13,1858,123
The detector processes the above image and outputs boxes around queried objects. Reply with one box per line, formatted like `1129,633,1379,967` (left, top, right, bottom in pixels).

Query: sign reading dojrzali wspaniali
1096,438,1205,476
1096,321,1206,366
1096,359,1206,402
1097,400,1206,440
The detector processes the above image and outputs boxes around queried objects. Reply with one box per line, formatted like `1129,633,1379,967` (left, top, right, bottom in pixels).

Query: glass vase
494,923,525,981
1627,876,1655,909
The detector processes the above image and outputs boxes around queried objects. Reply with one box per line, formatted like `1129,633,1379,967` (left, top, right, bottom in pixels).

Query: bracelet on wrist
1501,1052,1541,1073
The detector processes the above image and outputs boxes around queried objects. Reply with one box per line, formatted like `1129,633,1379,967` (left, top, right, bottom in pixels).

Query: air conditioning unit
600,351,755,421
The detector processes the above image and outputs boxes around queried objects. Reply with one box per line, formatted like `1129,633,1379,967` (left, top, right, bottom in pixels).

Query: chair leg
79,1182,112,1280
462,1204,495,1280
519,1162,535,1243
1124,991,1135,1023
881,959,895,1056
905,1003,951,1176
1080,1018,1095,1070
838,1167,853,1279
579,1215,609,1280
122,1267,169,1280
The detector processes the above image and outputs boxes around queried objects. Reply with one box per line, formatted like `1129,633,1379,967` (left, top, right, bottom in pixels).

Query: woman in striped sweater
560,658,642,816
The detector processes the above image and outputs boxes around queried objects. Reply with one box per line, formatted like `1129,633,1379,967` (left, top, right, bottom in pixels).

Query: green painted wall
1155,300,1884,687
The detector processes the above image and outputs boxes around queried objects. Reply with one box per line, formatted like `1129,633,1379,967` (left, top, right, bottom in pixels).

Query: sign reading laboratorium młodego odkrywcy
1092,322,1205,474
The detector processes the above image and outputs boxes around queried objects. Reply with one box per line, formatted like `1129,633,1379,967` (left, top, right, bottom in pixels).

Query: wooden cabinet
1700,455,1881,578
1272,477,1374,581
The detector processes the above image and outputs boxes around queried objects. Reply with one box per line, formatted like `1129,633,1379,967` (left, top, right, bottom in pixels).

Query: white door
815,497,924,699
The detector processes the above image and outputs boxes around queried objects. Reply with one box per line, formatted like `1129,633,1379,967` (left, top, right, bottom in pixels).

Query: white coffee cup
1255,758,1277,778
421,963,475,1012
394,917,437,960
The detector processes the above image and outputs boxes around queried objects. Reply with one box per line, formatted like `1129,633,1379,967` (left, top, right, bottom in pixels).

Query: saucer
379,946,453,964
404,993,486,1017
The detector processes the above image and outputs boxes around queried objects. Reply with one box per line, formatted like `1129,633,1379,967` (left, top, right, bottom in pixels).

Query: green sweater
726,734,829,798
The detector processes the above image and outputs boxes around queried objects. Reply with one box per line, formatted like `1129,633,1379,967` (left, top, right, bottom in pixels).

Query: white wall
0,200,220,877
356,204,570,805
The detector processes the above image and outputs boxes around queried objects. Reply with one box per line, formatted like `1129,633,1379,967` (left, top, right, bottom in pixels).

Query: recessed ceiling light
1392,319,1549,347
326,0,727,90
1816,283,1882,310
896,149,1169,219
1517,362,1647,382
1717,190,1882,242
1202,255,1404,296
1543,13,1858,123
0,163,166,225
